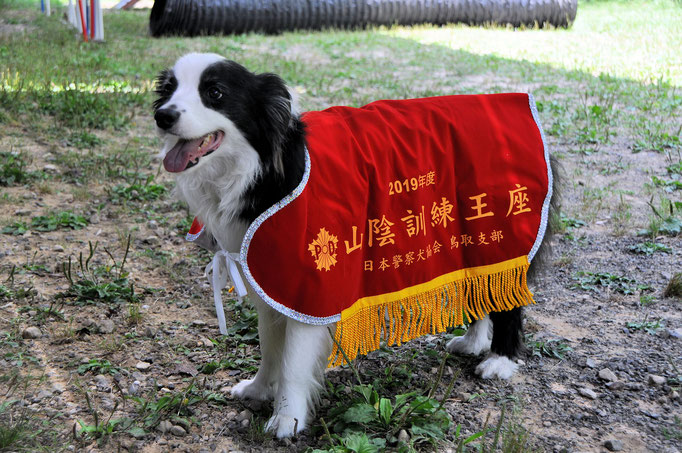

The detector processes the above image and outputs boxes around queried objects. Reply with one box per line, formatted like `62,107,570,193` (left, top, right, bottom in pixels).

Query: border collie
153,53,557,438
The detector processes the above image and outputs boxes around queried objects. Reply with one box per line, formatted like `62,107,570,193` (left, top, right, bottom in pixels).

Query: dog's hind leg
445,315,492,356
475,307,522,380
231,297,285,401
266,320,331,438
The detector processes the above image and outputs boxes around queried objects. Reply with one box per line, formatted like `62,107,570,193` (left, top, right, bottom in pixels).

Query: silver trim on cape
527,93,553,262
239,149,342,325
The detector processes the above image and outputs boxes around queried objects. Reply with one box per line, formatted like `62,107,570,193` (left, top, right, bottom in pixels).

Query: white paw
475,354,518,380
230,379,273,401
446,334,491,356
265,413,306,438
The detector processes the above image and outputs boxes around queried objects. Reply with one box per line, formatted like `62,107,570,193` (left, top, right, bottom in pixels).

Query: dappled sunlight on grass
386,0,682,86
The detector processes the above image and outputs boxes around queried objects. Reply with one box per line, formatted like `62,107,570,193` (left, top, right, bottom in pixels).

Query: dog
153,53,558,438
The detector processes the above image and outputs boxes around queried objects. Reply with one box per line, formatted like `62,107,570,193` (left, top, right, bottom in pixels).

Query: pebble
170,425,187,436
239,419,250,429
585,358,597,368
93,374,111,392
143,235,159,245
148,220,159,230
98,319,115,334
158,420,173,433
604,439,623,451
32,390,52,402
397,429,410,443
14,208,31,216
606,381,624,391
578,388,598,400
191,319,207,327
53,245,64,252
135,361,151,371
128,380,141,396
143,326,156,338
671,390,680,400
648,374,666,386
43,164,58,173
598,368,617,382
236,409,252,422
22,327,42,339
667,328,682,339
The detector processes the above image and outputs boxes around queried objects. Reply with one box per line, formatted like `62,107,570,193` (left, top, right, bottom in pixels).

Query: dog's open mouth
163,131,225,172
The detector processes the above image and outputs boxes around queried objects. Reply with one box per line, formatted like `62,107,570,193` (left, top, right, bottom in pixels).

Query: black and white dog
154,53,557,438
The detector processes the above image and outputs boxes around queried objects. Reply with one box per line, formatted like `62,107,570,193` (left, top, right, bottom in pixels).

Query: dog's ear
255,73,293,176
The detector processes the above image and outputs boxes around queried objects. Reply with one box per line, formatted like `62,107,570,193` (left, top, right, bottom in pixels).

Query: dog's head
153,53,294,176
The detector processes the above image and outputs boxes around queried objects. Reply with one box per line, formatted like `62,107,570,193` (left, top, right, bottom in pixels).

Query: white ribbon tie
205,250,247,335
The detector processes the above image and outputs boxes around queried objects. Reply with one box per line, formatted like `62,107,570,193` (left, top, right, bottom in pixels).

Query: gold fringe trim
328,256,534,367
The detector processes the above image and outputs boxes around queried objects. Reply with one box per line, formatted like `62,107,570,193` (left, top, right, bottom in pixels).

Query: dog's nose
155,108,180,130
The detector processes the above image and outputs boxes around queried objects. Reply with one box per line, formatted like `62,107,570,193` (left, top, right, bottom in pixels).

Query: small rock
22,327,42,339
128,380,141,396
93,375,111,392
604,439,623,451
239,419,250,429
14,208,31,216
143,326,156,338
671,390,680,400
143,236,159,245
585,358,597,368
606,381,624,391
53,245,65,252
148,220,159,230
397,429,410,444
98,319,115,334
170,425,187,436
578,388,598,400
598,368,618,382
32,390,52,402
667,328,682,339
236,409,252,422
43,164,58,173
543,421,552,427
158,420,173,433
51,382,65,394
648,374,666,386
191,319,206,327
135,361,151,371
90,214,100,224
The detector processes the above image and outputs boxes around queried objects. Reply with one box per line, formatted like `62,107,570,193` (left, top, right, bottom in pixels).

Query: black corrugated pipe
150,0,578,37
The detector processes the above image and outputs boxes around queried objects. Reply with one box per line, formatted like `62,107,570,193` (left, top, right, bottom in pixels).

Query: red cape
206,94,551,364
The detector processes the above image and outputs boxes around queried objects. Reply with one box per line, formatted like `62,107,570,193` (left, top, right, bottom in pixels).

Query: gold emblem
308,228,339,271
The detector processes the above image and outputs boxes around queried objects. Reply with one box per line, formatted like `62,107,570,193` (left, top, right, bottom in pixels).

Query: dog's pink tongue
163,137,204,173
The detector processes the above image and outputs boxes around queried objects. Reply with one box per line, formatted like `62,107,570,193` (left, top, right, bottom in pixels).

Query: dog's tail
527,154,562,282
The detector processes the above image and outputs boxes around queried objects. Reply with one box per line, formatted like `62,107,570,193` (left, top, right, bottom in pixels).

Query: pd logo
308,228,339,271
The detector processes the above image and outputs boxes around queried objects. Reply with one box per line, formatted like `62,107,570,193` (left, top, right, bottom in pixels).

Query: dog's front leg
266,320,331,438
231,297,285,401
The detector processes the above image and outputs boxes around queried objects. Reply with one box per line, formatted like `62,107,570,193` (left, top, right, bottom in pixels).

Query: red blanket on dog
194,93,552,365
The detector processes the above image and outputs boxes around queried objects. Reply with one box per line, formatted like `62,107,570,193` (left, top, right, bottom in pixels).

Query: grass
573,271,651,295
2,211,89,235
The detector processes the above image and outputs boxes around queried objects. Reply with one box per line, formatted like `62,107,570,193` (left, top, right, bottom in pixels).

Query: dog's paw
230,379,273,401
475,354,518,380
265,413,306,438
446,335,491,356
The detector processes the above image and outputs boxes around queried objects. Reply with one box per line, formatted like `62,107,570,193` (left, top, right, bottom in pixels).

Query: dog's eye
207,87,223,100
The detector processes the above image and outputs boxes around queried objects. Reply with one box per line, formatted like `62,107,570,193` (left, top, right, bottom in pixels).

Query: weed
109,176,167,204
17,300,65,324
628,242,672,255
661,416,682,441
611,194,632,236
664,273,682,299
0,150,41,186
573,271,651,295
2,211,88,235
200,346,259,374
641,197,682,237
639,294,656,306
525,334,572,360
626,317,663,335
652,175,682,192
58,237,142,305
77,359,120,376
127,303,143,325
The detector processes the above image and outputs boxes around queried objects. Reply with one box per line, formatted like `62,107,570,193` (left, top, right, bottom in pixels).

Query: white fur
475,354,518,380
446,316,492,356
160,54,522,438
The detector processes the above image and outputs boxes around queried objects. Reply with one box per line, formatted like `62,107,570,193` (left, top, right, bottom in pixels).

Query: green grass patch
525,334,573,360
57,238,142,305
2,211,88,235
628,241,672,255
109,177,166,204
0,150,42,186
572,271,651,295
